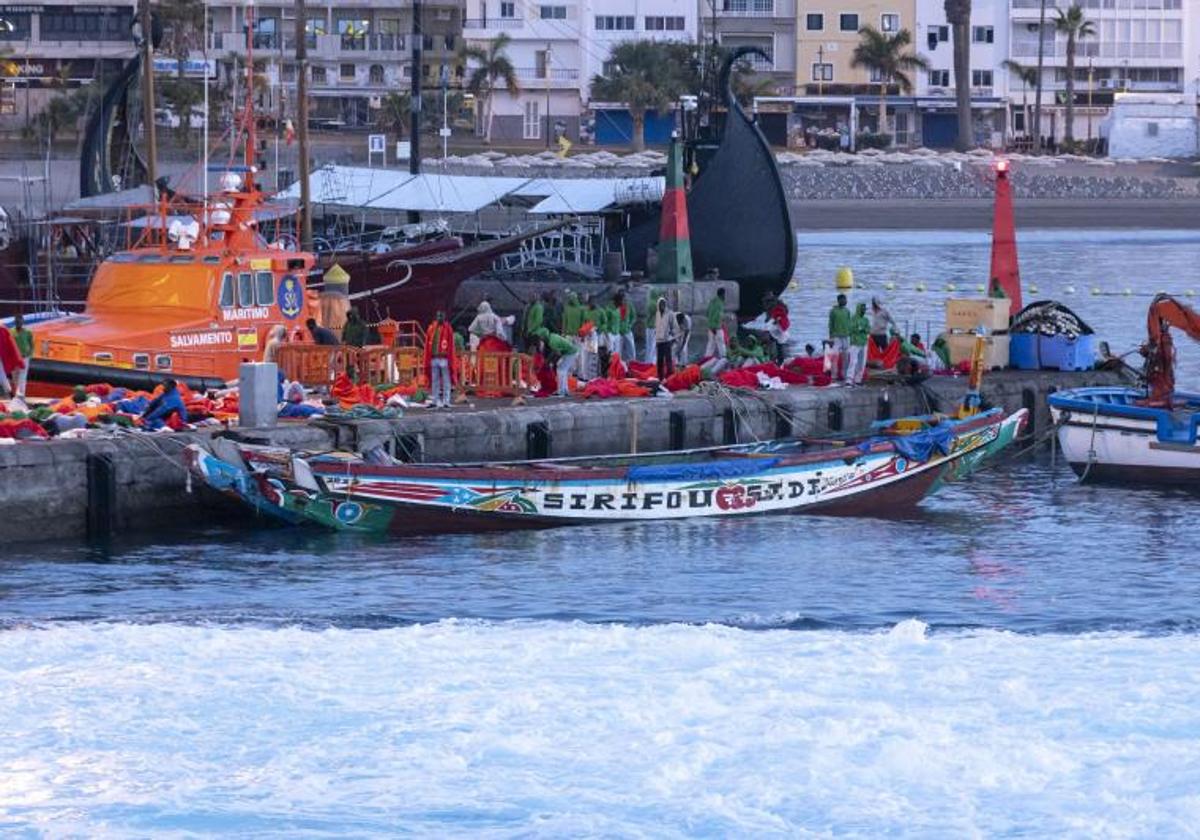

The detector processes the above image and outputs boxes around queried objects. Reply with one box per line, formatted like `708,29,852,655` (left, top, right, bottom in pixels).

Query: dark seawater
4,230,1200,836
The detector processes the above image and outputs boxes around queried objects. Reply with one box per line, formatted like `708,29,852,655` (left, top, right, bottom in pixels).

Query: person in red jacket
0,322,24,398
423,311,456,408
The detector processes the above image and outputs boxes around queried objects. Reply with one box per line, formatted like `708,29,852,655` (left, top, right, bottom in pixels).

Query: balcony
720,1,777,17
463,17,523,31
514,66,580,84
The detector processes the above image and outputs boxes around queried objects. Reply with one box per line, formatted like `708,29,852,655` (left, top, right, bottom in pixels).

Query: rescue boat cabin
32,171,319,383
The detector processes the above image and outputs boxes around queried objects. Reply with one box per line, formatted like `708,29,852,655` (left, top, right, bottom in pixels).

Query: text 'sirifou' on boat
186,408,1024,535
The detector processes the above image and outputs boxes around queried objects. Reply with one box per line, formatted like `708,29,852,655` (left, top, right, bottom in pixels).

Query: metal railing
463,17,523,29
514,66,581,82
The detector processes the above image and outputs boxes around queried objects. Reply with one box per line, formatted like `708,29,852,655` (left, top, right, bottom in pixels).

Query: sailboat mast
243,0,257,177
138,0,158,191
409,0,422,176
295,0,312,248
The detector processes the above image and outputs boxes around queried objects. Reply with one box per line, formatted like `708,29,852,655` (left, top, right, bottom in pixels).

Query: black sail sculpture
612,48,795,318
79,54,150,198
685,47,796,317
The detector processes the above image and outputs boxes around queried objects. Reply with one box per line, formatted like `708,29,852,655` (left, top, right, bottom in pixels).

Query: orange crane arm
1144,294,1200,406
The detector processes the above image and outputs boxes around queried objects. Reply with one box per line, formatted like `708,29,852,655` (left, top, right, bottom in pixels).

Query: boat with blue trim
1048,294,1200,484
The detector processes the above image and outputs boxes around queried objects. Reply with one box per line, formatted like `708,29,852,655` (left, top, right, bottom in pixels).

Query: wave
2,620,1198,836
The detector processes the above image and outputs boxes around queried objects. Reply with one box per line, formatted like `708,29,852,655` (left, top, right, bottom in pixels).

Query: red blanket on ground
868,337,903,370
664,364,702,392
719,361,832,389
626,360,658,381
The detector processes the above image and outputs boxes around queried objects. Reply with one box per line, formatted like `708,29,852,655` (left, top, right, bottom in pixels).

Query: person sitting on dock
827,293,851,381
306,317,339,347
141,380,189,430
423,311,456,409
341,309,368,348
705,287,727,360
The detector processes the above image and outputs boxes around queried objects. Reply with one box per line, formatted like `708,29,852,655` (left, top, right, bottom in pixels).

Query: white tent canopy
281,165,664,215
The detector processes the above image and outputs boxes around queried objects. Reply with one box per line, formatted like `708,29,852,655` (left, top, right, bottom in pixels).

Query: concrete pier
0,369,1123,545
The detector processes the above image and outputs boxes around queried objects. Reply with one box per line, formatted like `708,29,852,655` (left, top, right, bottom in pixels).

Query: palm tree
459,32,519,144
590,41,686,152
1002,59,1039,140
1055,4,1096,147
944,0,972,150
851,27,928,145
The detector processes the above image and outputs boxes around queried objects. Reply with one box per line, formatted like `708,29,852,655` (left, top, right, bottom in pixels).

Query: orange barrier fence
277,343,535,397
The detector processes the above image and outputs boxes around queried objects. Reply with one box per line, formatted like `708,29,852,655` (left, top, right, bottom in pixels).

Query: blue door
922,113,958,148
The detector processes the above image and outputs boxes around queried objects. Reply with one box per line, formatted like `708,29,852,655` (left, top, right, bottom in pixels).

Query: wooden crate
945,298,1011,332
947,333,1011,370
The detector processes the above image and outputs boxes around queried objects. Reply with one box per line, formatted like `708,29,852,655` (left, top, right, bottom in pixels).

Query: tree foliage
1055,3,1096,146
458,32,519,143
851,27,928,142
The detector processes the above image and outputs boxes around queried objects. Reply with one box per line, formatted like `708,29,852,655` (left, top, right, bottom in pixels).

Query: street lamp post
1087,56,1094,150
816,45,825,97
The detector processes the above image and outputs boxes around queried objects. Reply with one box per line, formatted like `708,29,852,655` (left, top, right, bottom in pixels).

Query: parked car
154,107,207,129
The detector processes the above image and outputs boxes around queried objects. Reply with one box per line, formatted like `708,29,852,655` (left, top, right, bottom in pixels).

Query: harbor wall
0,370,1123,545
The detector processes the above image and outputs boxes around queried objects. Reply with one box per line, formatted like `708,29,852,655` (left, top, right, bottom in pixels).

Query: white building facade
915,0,1010,147
1007,0,1188,147
462,0,698,143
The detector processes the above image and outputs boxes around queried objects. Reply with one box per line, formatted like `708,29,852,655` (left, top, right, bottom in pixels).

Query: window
929,69,950,87
369,64,384,84
869,66,889,83
595,15,635,31
1147,122,1159,137
972,26,994,44
523,99,541,140
933,25,949,43
811,63,833,81
839,13,859,31
535,49,549,78
219,274,235,308
0,12,33,40
311,65,326,83
444,34,455,49
806,13,824,31
237,273,254,308
40,9,133,41
971,69,993,87
881,14,899,33
340,63,356,80
282,63,296,83
255,272,274,307
253,16,277,49
645,16,685,31
540,5,566,19
500,1,515,17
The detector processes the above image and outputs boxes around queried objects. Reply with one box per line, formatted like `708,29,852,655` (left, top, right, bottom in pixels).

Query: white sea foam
2,621,1199,837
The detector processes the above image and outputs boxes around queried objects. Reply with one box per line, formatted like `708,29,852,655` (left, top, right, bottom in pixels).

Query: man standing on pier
827,294,852,381
423,311,456,409
848,302,870,385
8,313,32,399
705,287,727,359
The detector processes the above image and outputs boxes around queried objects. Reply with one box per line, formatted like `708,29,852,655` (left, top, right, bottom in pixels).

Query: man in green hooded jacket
534,327,578,397
847,301,870,384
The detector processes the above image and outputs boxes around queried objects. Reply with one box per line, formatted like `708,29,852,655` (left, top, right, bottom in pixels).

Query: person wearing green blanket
602,298,621,366
614,290,637,362
521,294,546,349
534,327,578,397
704,287,727,359
847,301,870,385
827,293,852,381
560,290,583,336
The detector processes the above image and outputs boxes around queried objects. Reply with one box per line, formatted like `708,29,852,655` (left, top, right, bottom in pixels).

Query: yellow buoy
946,282,957,292
1029,283,1040,294
1091,287,1101,295
1186,289,1196,297
915,282,926,292
976,283,986,293
789,280,799,291
835,266,854,290
1123,288,1132,296
884,281,895,291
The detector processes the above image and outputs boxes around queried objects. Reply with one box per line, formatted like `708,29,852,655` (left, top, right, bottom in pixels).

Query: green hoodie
561,292,583,336
849,303,870,347
534,327,575,356
617,298,637,334
603,303,620,334
706,294,725,331
523,299,544,338
828,303,852,339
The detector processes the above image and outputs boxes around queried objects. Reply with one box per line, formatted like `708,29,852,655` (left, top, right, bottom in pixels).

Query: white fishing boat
1048,294,1200,484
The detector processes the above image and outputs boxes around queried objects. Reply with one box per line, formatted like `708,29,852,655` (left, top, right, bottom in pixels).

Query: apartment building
700,0,798,95
0,0,136,129
915,0,1009,147
462,0,698,143
1008,0,1187,143
203,0,462,128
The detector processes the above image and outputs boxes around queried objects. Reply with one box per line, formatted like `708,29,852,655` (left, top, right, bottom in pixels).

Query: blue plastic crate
1009,333,1039,370
1045,334,1095,371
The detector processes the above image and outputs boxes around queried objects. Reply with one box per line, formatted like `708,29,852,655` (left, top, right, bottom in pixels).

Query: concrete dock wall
0,370,1122,545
